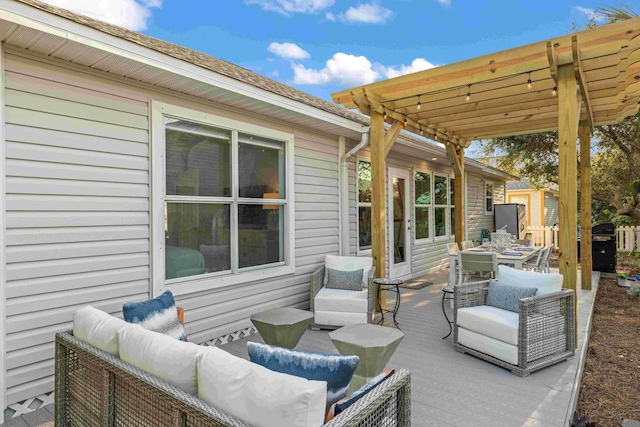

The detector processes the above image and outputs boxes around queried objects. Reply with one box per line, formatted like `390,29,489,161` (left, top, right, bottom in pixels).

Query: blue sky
43,1,606,104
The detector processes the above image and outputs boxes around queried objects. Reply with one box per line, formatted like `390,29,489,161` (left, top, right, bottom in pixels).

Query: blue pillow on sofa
326,369,395,421
247,342,359,407
486,280,537,313
123,290,186,341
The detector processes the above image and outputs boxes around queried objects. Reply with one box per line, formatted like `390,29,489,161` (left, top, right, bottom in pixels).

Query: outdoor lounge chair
310,255,375,330
454,265,575,376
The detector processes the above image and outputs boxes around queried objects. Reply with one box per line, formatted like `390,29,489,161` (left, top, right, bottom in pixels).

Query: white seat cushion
118,324,206,395
324,255,372,288
457,305,519,345
314,287,367,314
314,310,367,327
458,327,518,365
73,306,129,356
497,265,563,295
197,346,326,427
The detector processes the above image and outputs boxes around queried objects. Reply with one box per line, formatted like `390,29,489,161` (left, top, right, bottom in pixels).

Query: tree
478,4,640,225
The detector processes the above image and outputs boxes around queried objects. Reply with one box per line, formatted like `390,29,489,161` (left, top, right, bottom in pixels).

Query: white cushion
73,306,129,356
314,310,368,327
324,255,372,288
314,287,367,314
457,305,520,345
458,327,519,365
197,346,326,427
118,324,206,395
497,265,563,295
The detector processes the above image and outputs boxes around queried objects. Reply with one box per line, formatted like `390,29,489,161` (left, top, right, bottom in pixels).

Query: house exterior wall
466,174,505,244
1,48,344,405
544,191,559,226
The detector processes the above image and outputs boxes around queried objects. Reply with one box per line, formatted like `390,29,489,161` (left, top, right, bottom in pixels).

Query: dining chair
541,245,554,273
446,242,460,286
522,247,545,272
460,240,474,250
457,251,498,286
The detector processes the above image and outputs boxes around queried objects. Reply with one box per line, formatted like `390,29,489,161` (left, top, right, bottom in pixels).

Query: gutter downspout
339,128,370,255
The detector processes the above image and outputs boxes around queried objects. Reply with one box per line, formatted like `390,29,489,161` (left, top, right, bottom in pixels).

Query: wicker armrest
519,289,575,364
453,280,491,312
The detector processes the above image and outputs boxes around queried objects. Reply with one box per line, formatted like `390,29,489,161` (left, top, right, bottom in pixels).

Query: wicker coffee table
250,307,314,349
329,323,404,392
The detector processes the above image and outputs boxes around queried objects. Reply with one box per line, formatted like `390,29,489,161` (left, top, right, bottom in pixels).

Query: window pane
415,172,431,204
486,197,493,213
358,161,372,203
165,203,230,279
450,207,455,236
486,183,493,197
238,204,284,268
435,207,447,237
434,176,448,205
450,178,455,204
239,135,285,199
359,206,372,249
415,207,430,239
165,120,231,197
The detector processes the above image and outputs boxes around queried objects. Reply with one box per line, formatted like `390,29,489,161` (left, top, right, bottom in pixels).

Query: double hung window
485,181,494,214
357,160,372,251
414,171,454,241
414,171,431,241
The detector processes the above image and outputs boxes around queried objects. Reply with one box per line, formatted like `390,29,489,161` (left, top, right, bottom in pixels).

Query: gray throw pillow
325,268,364,291
486,281,537,313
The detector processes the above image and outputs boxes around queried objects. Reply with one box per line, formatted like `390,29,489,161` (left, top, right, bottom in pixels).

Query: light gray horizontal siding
3,52,150,405
544,193,559,226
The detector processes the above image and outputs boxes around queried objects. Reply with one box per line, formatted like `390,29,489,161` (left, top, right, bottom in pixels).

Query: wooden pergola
332,18,640,343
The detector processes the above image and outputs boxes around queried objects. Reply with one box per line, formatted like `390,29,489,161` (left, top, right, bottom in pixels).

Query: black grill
591,223,616,273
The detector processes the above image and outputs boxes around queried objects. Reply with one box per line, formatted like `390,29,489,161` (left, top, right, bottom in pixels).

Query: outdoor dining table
447,245,543,286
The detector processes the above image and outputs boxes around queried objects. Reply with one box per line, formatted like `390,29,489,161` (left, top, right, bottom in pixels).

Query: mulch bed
575,277,640,426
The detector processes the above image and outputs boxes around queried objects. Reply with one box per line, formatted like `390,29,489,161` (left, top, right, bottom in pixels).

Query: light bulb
420,126,424,135
527,72,532,89
552,87,557,96
466,84,471,102
417,95,421,110
383,107,387,120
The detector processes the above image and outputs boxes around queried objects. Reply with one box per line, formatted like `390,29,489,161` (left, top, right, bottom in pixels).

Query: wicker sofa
55,330,411,426
453,267,575,377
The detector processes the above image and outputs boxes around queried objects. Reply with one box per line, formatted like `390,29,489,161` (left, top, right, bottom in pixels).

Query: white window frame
356,158,372,255
450,177,456,238
433,173,450,241
413,169,433,244
151,101,295,297
484,181,494,215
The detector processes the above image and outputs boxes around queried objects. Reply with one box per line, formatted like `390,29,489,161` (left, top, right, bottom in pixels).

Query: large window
153,103,293,293
485,181,494,215
357,160,372,251
414,171,431,241
434,175,449,238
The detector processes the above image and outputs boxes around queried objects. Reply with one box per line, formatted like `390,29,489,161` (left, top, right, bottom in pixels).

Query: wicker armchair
453,280,575,377
310,264,376,330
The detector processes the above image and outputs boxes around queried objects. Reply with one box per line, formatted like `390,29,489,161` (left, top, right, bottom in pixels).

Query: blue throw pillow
247,342,359,407
326,369,395,421
325,268,364,291
123,290,186,341
486,281,537,313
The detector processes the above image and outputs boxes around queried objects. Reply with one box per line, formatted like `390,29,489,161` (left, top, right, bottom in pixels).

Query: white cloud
268,42,310,60
380,58,436,79
325,11,336,21
437,0,451,8
292,52,436,86
246,0,334,15
341,2,394,24
39,0,161,31
575,6,607,22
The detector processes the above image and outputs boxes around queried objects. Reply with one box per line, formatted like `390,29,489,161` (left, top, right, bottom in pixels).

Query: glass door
388,167,412,279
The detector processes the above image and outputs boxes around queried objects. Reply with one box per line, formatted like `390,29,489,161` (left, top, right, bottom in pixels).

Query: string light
404,114,408,125
435,133,438,141
466,84,471,102
527,72,532,89
552,86,557,96
420,124,424,135
417,95,421,110
383,106,387,120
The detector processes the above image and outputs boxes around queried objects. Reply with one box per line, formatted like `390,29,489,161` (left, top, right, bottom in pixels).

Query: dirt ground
575,275,640,426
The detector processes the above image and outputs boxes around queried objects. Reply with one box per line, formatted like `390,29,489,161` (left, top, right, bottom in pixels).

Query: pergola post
446,143,465,246
557,63,579,347
370,111,386,281
579,122,593,290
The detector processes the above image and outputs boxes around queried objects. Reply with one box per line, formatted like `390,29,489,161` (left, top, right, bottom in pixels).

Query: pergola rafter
332,17,640,346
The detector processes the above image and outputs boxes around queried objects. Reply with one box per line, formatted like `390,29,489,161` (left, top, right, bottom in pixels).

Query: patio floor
2,269,598,427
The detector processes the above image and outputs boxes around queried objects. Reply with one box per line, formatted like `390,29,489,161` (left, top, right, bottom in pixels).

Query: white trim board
0,41,7,423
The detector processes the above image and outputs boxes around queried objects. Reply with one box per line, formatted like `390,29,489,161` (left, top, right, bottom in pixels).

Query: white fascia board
0,0,369,134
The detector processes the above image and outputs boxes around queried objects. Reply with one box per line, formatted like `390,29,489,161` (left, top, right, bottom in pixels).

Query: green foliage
627,286,640,298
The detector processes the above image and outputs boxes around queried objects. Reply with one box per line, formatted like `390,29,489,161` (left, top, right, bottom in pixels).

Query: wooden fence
527,225,640,252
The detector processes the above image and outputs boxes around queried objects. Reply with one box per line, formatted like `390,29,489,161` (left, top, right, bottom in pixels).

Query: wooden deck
2,270,597,427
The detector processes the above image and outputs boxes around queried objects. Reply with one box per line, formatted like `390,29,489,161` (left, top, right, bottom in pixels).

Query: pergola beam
572,35,595,132
547,41,559,85
384,121,404,158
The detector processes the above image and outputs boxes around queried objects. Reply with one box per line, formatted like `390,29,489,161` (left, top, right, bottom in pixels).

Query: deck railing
526,225,640,252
